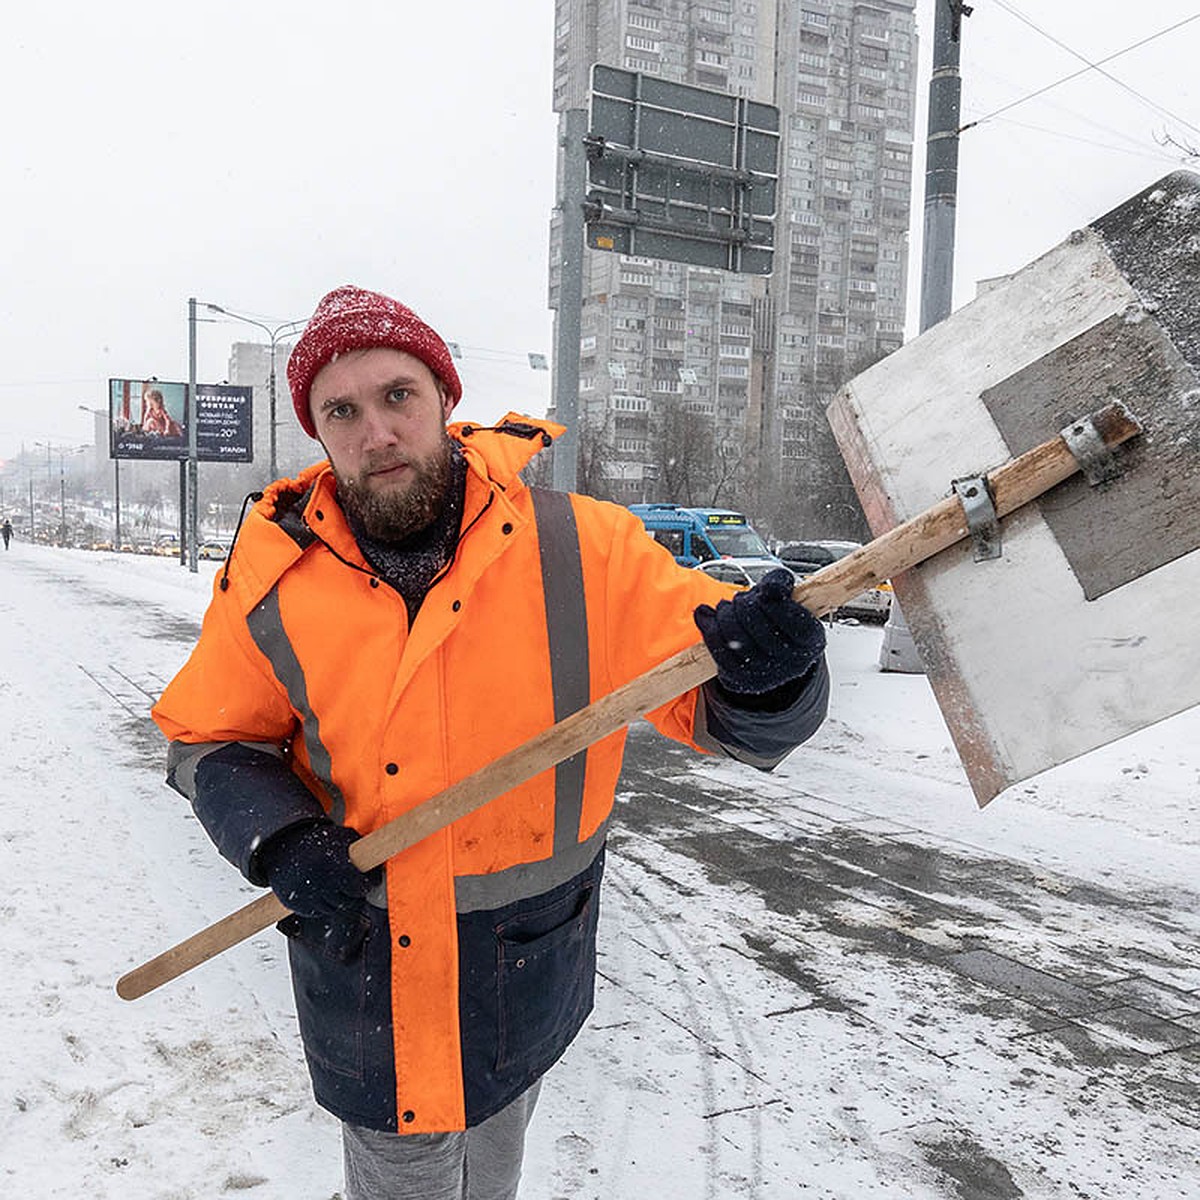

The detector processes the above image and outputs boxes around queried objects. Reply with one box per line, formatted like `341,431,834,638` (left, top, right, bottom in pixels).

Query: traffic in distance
630,503,891,622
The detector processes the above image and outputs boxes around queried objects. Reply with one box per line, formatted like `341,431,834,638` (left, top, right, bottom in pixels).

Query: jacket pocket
494,883,598,1074
280,909,374,1081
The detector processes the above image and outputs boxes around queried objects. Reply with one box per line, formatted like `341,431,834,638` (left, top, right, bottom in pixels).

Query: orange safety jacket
152,416,828,1133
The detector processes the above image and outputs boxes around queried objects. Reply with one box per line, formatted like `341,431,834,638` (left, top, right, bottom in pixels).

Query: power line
983,115,1194,164
961,8,1200,135
964,58,1161,156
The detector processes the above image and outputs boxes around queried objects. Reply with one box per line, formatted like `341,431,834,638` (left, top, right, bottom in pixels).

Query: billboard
194,384,254,463
109,379,253,462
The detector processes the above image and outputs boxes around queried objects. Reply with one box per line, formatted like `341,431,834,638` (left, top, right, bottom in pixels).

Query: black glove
694,567,826,697
255,820,381,919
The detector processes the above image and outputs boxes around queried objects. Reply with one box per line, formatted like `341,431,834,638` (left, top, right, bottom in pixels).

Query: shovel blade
828,172,1200,805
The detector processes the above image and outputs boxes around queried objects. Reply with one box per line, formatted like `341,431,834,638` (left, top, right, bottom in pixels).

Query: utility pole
881,0,971,673
186,297,199,573
551,107,587,493
920,0,971,331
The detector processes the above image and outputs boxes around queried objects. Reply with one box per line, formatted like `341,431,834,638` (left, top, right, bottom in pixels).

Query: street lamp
204,304,305,480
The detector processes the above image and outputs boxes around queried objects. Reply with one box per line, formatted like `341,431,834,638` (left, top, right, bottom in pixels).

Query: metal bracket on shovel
1060,410,1125,486
952,475,1001,561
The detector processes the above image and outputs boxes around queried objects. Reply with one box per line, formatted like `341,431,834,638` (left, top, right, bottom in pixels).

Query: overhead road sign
584,65,779,274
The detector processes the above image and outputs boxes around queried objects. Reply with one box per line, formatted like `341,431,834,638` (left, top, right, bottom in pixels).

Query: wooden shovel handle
116,402,1139,1001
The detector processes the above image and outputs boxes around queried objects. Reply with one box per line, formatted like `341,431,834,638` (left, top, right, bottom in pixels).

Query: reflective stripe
454,820,608,913
453,488,594,913
530,488,590,856
166,739,284,802
246,587,348,824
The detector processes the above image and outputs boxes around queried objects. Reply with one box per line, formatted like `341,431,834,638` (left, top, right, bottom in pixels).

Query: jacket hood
451,413,564,488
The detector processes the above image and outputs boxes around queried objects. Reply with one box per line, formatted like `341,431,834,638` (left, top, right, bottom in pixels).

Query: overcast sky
1,0,1197,464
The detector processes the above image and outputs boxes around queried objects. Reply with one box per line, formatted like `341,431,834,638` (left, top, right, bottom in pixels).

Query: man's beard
332,435,455,543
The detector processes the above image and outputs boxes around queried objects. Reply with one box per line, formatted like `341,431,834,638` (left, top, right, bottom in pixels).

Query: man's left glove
254,819,381,919
694,567,826,697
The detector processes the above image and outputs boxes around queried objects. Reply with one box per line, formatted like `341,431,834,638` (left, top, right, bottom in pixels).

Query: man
1,518,11,549
152,284,830,1200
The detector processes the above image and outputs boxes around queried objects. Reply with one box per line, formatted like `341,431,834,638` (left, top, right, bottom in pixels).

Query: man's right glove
254,820,381,919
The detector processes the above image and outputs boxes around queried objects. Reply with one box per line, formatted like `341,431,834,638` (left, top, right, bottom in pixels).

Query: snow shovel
116,398,1144,1001
827,170,1200,807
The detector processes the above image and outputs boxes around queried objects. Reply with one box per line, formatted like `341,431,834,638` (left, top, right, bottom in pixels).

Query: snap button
402,1110,415,1124
515,958,526,969
452,600,461,612
385,762,399,775
398,934,411,948
501,522,513,535
370,577,380,589
315,510,325,521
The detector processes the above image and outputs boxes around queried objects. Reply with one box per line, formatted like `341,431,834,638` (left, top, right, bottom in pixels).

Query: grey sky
1,0,1197,463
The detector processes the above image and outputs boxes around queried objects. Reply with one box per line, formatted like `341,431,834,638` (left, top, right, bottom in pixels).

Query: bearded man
152,284,830,1200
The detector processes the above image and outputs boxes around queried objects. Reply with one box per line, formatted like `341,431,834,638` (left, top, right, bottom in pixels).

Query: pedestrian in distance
1,518,12,549
152,284,831,1200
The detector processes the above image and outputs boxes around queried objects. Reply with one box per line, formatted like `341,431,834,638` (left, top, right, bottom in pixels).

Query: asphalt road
517,721,1200,1199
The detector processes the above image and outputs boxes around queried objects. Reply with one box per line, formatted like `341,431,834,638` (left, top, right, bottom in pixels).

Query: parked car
694,559,795,589
198,540,229,561
775,539,892,622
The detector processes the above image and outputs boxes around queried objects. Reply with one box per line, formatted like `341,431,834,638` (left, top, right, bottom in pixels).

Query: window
653,529,685,557
628,12,661,31
611,394,649,412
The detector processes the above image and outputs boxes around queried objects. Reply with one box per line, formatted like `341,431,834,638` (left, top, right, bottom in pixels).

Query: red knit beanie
286,285,463,438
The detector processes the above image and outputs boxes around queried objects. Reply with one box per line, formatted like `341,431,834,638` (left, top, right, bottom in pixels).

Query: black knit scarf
346,448,468,624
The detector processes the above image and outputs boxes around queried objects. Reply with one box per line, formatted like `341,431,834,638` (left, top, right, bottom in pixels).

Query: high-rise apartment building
550,0,917,536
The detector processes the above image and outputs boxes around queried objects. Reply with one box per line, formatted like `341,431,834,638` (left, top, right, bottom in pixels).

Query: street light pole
187,297,199,573
204,304,305,481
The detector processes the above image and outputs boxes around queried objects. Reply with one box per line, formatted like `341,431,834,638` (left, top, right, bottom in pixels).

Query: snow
1,541,1197,1198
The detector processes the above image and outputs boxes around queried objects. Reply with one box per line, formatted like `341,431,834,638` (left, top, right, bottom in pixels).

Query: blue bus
629,503,787,583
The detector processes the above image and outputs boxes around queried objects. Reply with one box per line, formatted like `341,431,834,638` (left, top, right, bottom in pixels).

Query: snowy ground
1,540,1196,1198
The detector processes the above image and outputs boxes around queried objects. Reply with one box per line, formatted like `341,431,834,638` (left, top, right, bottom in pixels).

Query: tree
761,345,891,541
654,399,748,508
575,420,616,501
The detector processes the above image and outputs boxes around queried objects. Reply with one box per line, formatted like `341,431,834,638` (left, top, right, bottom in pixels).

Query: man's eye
329,403,355,421
388,388,410,404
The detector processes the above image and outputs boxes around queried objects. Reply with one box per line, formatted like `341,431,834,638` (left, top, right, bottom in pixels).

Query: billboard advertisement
195,383,254,463
109,379,253,462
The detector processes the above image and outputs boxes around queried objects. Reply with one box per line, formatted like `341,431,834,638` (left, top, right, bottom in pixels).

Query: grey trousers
342,1081,542,1200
